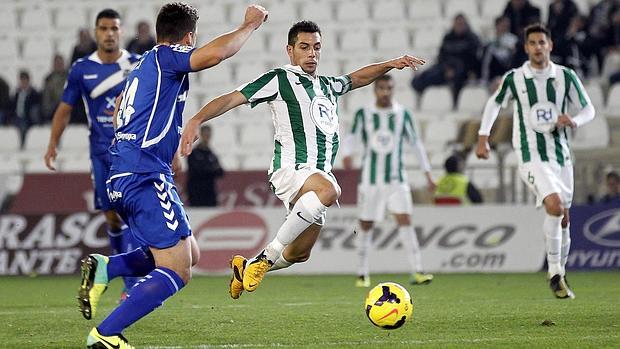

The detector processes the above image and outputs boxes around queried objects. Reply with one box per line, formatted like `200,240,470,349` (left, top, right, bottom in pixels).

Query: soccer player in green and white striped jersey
180,21,425,298
341,74,435,287
476,24,595,299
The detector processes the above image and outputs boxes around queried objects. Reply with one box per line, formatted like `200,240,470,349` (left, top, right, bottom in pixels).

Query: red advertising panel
10,170,360,214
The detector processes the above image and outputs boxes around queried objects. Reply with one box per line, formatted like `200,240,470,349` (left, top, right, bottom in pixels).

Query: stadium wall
2,204,618,276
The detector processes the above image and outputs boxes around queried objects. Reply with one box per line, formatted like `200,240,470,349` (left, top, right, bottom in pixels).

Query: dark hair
288,20,321,46
444,155,462,173
607,171,620,181
375,74,393,83
200,124,211,132
156,2,199,43
95,9,121,26
495,16,508,26
19,70,30,80
524,23,551,41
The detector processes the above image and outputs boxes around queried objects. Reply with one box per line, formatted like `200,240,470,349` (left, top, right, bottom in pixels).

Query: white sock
561,223,571,274
262,191,327,262
269,253,293,272
398,226,423,274
543,213,563,277
356,225,373,278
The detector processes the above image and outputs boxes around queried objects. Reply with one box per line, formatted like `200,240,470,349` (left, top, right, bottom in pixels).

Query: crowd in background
0,21,156,138
4,0,620,137
0,0,618,206
413,0,620,107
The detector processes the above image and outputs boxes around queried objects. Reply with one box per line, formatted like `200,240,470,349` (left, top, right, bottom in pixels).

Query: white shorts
269,164,339,225
518,161,574,208
358,182,413,222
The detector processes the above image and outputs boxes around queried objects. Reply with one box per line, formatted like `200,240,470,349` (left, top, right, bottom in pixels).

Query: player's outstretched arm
189,5,268,71
348,55,425,90
180,90,248,156
44,102,73,171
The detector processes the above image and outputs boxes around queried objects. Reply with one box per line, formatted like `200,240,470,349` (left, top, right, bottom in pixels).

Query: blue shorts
106,172,192,249
91,153,112,211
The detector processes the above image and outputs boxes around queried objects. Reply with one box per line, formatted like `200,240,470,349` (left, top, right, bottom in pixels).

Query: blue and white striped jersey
110,44,195,174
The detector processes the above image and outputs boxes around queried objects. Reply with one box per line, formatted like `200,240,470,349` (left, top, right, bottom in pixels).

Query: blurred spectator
481,16,518,90
548,0,580,64
601,8,620,88
126,21,156,55
411,14,481,108
561,15,590,76
504,0,542,65
434,154,483,205
503,0,542,36
187,124,224,207
41,54,68,123
600,171,620,204
71,28,97,64
0,75,9,125
69,29,94,125
609,68,620,84
10,70,41,148
548,0,579,44
585,0,620,72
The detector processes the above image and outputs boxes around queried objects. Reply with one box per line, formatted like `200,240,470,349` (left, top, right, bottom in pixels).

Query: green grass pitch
0,272,618,348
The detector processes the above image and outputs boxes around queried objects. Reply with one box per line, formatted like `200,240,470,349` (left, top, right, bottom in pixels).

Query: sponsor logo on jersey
115,132,137,141
107,189,123,202
96,116,114,123
370,130,395,154
83,74,98,80
170,44,193,53
309,96,338,135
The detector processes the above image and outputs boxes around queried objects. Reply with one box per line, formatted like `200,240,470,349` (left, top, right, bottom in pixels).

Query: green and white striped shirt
343,103,430,186
480,61,594,166
237,64,352,174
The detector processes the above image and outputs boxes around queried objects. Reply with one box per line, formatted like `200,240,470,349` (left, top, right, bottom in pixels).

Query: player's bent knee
189,237,200,266
547,204,564,217
360,221,374,231
544,195,564,216
395,215,411,226
316,183,339,206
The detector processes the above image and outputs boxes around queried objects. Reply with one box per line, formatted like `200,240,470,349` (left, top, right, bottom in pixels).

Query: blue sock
98,267,185,336
120,227,144,290
107,247,156,280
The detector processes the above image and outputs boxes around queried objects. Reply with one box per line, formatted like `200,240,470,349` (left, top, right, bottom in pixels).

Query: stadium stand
445,0,480,21
457,86,489,115
605,84,620,118
0,0,618,207
419,86,453,113
372,0,409,25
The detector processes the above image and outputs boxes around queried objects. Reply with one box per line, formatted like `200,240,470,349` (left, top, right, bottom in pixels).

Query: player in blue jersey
44,9,143,303
80,3,268,348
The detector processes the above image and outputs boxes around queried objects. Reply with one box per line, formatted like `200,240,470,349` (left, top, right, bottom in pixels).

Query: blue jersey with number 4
111,44,195,174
